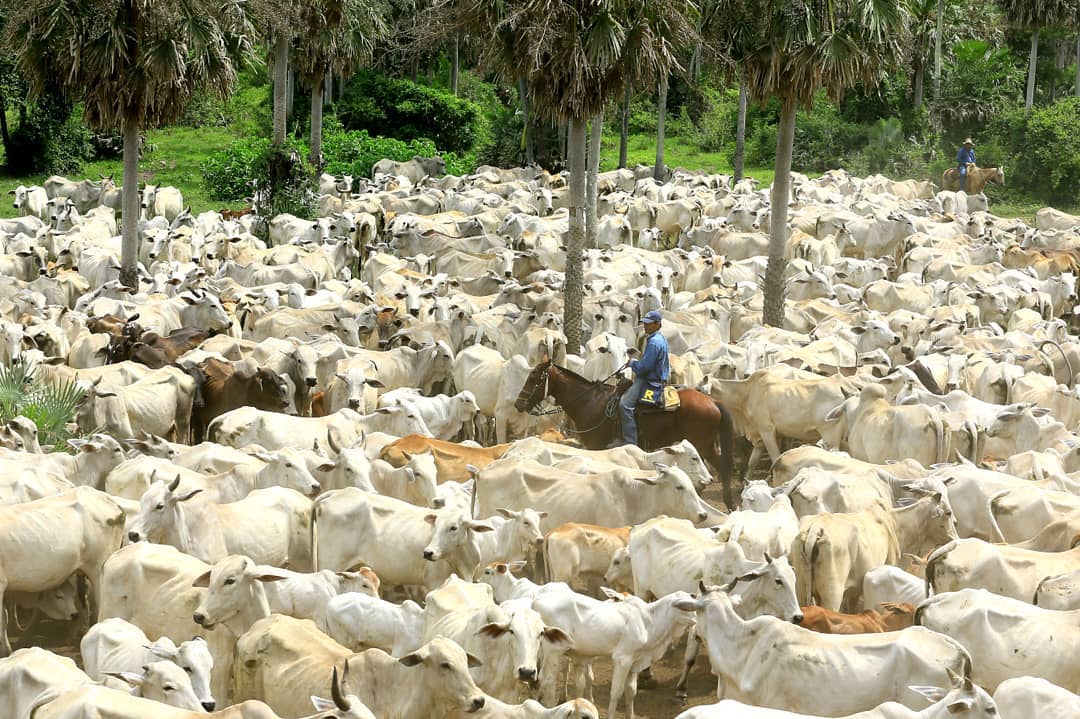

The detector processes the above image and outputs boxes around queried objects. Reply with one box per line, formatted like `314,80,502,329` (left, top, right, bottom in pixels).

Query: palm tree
654,74,669,180
709,0,908,327
908,0,938,109
428,0,695,353
6,0,252,289
294,0,387,170
733,77,748,181
995,0,1075,110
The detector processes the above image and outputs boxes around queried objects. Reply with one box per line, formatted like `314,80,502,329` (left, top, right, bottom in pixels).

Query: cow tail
310,492,326,572
987,490,1010,543
964,420,979,464
713,401,735,497
1033,575,1053,606
933,415,946,466
924,540,957,598
540,532,552,584
802,527,823,606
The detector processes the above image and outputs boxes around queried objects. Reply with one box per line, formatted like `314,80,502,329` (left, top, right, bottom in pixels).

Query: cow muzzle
467,696,485,712
517,667,537,682
128,531,142,543
202,702,216,712
792,612,805,625
193,612,215,629
305,377,318,387
423,550,437,561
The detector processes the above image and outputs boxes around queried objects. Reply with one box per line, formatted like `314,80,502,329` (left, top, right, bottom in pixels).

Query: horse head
515,359,553,413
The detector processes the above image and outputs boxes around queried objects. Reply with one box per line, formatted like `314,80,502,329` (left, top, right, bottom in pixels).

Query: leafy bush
337,71,480,152
745,95,867,172
0,360,86,452
985,98,1080,203
863,117,905,173
933,40,1024,143
203,137,271,201
5,93,92,175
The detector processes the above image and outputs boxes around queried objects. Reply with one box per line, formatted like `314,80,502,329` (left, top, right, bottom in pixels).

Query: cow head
421,509,494,579
391,637,485,714
191,554,289,634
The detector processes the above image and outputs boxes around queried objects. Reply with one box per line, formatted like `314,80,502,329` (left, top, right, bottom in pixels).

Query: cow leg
539,649,564,705
760,427,783,465
675,634,699,700
744,442,764,481
624,668,640,719
608,657,632,719
0,581,9,657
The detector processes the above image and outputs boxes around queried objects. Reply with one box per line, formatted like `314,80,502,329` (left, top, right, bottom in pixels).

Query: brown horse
514,360,738,508
942,164,1005,193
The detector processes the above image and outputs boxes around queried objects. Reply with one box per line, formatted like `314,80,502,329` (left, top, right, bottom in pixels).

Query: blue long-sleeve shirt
957,147,976,166
631,330,670,383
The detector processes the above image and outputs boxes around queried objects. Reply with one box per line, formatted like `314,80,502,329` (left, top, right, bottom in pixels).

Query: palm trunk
0,87,10,158
311,76,325,171
450,37,460,96
325,72,333,107
619,85,631,169
1075,35,1080,97
763,97,796,328
1026,28,1039,111
933,0,945,101
734,80,748,182
654,75,668,181
564,117,587,355
913,57,925,110
119,120,141,290
286,67,295,119
518,78,534,164
586,112,603,249
272,33,289,146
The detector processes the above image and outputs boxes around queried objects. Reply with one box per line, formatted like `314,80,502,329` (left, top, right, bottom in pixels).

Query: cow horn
331,667,351,710
327,429,341,455
167,474,181,492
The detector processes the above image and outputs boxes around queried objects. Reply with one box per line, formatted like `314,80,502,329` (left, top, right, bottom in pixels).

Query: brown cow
187,357,291,443
127,327,210,368
381,434,512,482
796,602,915,634
1003,245,1080,279
544,523,631,592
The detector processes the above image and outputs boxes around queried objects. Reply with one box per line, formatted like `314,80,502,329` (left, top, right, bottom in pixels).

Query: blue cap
641,310,663,324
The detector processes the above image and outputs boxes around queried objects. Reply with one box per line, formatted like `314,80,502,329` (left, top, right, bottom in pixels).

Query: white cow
916,589,1080,692
712,493,798,560
312,489,493,588
209,406,430,452
81,617,215,710
190,555,380,636
378,389,480,441
1034,569,1080,610
532,588,697,719
926,538,1080,602
128,479,313,569
676,673,997,718
675,589,971,715
0,648,93,719
423,576,570,702
994,676,1080,719
0,487,124,654
862,565,927,611
322,592,426,656
474,460,714,533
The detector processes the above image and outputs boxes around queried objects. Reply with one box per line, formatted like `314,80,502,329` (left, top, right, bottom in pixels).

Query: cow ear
424,514,438,525
466,652,484,668
634,475,659,486
476,622,509,638
467,520,495,533
191,571,212,588
495,508,517,518
398,651,424,667
105,671,145,687
507,560,528,573
908,686,948,703
600,587,623,600
542,626,572,645
176,488,203,503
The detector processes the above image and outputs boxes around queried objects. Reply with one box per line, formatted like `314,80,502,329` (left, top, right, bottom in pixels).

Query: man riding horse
620,310,669,447
956,138,976,192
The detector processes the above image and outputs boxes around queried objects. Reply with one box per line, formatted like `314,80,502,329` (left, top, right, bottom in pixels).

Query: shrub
5,93,92,175
985,97,1080,203
745,95,867,172
203,137,271,201
0,360,86,452
337,71,480,152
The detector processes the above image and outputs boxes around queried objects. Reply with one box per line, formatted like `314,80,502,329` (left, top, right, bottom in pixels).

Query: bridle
516,361,553,415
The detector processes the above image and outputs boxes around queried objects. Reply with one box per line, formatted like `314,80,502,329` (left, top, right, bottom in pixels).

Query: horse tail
713,400,736,502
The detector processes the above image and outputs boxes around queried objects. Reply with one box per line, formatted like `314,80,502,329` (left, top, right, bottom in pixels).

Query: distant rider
619,310,670,447
956,138,976,192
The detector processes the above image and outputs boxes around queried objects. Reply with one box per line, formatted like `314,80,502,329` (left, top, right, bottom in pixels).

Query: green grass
599,131,778,185
1,119,1074,224
0,125,248,219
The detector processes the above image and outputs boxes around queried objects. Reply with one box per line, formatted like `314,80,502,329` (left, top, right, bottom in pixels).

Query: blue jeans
958,166,967,191
620,376,647,446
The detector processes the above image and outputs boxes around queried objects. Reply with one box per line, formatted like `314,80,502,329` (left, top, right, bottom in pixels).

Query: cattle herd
0,158,1079,719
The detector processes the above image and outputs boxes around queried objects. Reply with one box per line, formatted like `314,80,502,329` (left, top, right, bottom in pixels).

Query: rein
523,364,626,435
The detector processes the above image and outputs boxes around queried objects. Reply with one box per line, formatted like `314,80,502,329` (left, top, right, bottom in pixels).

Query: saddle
614,378,681,413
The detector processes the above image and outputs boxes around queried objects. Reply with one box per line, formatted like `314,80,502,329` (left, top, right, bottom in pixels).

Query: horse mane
553,363,616,389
